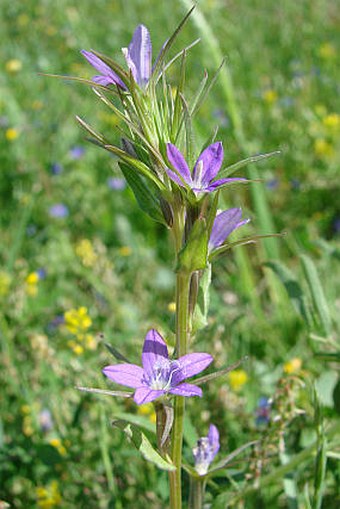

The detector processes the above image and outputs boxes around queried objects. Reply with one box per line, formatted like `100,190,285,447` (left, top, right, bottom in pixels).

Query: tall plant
59,7,279,508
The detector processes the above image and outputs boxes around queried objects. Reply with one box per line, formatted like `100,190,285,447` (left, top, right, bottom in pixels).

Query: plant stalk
189,476,205,509
169,270,191,509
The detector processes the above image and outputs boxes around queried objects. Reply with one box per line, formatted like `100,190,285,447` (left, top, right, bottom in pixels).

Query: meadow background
0,0,339,507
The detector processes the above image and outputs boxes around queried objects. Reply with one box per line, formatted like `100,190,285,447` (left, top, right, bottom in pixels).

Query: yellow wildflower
167,302,176,313
5,59,22,73
318,42,336,60
228,369,248,391
322,113,340,130
75,239,98,267
119,246,132,257
26,272,39,285
25,272,39,297
64,307,92,335
314,139,334,158
17,13,30,27
49,438,67,456
0,271,11,296
36,480,62,508
5,128,19,141
263,89,278,105
85,334,97,350
283,357,302,374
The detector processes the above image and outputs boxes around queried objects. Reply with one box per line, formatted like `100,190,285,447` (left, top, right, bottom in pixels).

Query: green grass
0,1,339,508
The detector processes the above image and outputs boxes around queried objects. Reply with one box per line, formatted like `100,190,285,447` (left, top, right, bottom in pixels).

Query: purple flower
166,142,245,194
209,208,249,252
122,25,152,87
193,424,220,475
50,162,63,175
103,329,213,405
37,268,47,279
255,397,272,426
48,203,69,218
69,146,85,160
82,24,154,89
39,409,54,432
81,50,126,88
107,177,126,190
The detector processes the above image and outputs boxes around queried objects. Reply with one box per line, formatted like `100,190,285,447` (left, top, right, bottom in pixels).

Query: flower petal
193,142,223,187
124,25,152,86
209,208,247,250
174,353,213,384
81,50,125,87
102,363,144,388
142,329,169,376
166,144,192,185
208,424,220,457
169,383,203,398
134,387,164,404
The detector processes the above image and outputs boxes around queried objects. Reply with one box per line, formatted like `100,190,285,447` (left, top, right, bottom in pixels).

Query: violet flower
81,50,126,88
193,424,220,475
166,142,245,194
82,25,153,89
103,329,213,405
209,208,250,252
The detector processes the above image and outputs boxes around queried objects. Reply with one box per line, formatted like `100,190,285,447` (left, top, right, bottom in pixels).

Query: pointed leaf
177,219,208,273
265,260,313,327
218,151,281,179
209,233,285,260
119,162,166,224
192,264,212,333
112,420,176,471
76,386,132,398
40,73,119,94
193,358,247,386
190,58,226,117
104,343,131,363
208,440,258,475
105,145,165,189
151,5,196,82
300,254,332,336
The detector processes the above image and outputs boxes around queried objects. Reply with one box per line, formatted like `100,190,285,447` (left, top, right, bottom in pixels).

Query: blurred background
0,1,339,508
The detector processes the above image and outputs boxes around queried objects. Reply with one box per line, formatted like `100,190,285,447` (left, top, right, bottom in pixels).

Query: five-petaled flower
103,329,213,405
166,142,245,194
209,208,250,252
81,24,154,89
193,424,220,475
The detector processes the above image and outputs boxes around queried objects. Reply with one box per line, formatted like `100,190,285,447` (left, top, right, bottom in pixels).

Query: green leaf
218,151,281,180
191,264,211,333
76,386,132,398
151,5,196,82
265,260,313,327
112,420,176,471
105,145,165,190
40,73,118,95
176,219,208,273
300,254,332,336
190,58,226,117
210,233,284,260
119,162,166,224
193,358,246,386
208,440,257,475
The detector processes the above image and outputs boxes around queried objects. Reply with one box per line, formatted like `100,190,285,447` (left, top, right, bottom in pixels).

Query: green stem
169,270,191,509
189,477,205,509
